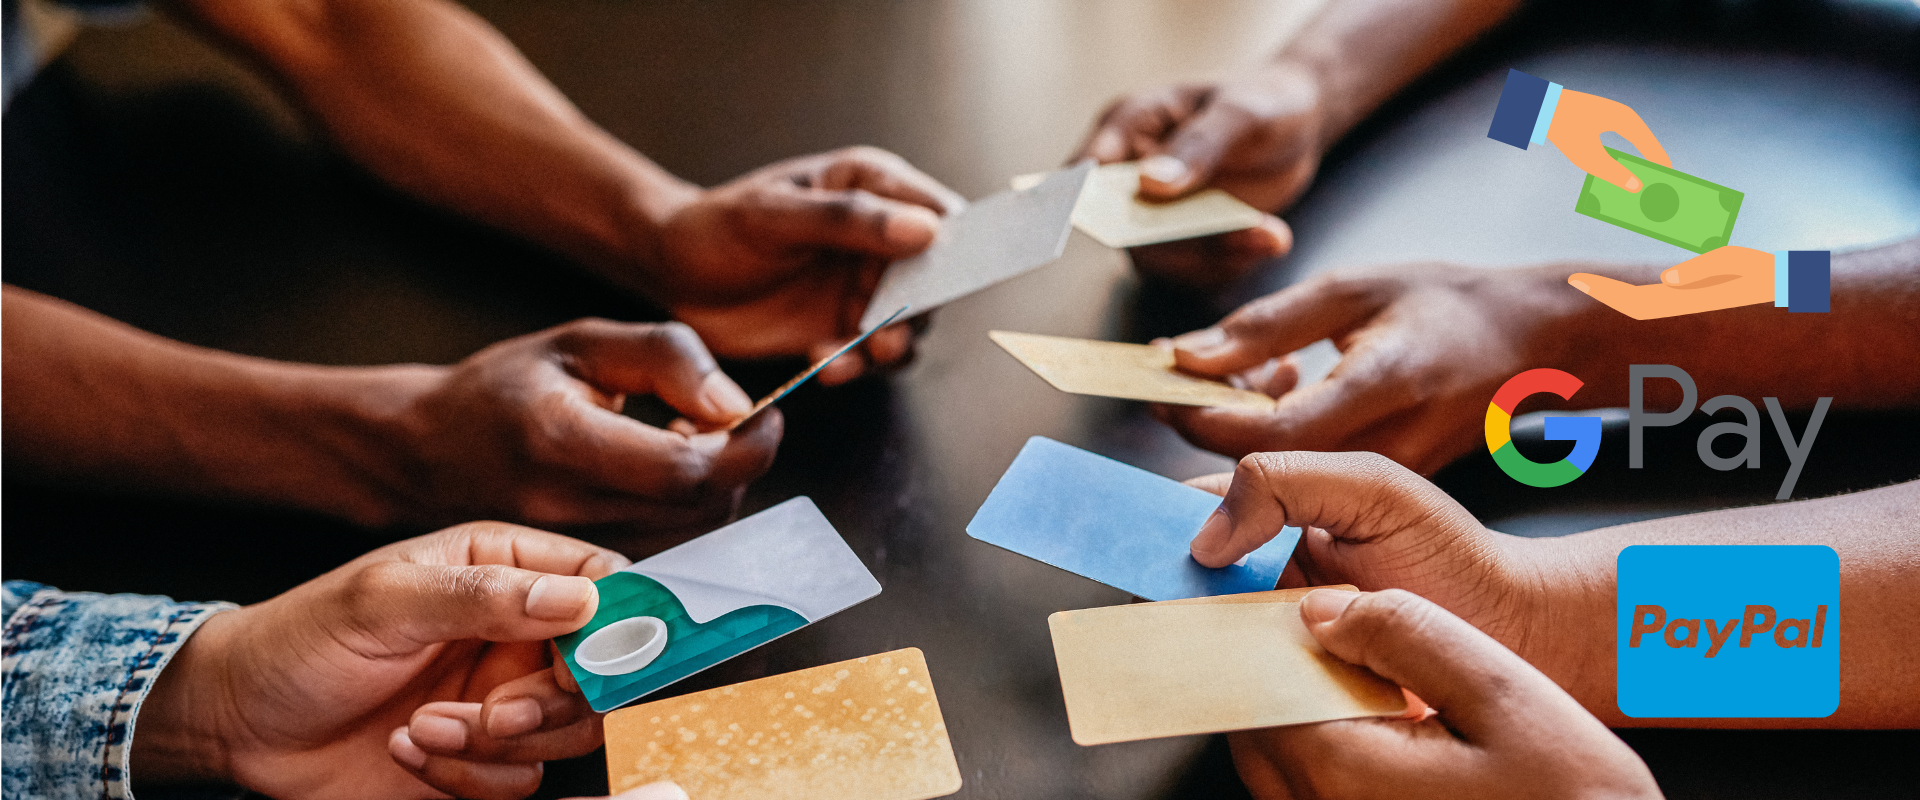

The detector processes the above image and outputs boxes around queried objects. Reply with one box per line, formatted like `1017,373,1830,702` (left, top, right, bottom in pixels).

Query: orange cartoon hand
1548,91,1672,193
1567,246,1774,320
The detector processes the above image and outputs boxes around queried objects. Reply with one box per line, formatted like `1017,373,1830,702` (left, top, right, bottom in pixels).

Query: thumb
1189,451,1473,568
555,319,752,427
335,562,599,652
1139,100,1255,200
1298,589,1577,744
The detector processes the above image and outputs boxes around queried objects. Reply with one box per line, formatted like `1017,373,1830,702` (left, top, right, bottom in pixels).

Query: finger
816,147,966,215
481,668,596,739
811,338,871,388
1605,102,1671,168
390,726,543,800
753,184,945,260
419,521,631,579
556,320,752,427
1139,100,1258,200
1659,245,1770,286
1188,451,1468,568
1170,275,1380,376
1566,273,1672,320
1158,358,1419,463
334,561,601,651
409,699,601,764
1298,588,1584,743
1082,123,1133,163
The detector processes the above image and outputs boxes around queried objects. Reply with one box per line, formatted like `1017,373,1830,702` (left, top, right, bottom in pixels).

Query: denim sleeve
3,581,234,800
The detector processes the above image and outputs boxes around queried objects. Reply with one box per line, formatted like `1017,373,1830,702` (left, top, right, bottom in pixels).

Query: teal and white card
556,497,882,712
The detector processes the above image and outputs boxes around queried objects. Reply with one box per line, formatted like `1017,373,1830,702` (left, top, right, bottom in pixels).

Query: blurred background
6,1,1919,798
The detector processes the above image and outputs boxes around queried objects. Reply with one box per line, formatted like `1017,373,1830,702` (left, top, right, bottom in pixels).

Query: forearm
1513,480,1920,728
2,287,433,525
1554,237,1920,412
1274,0,1523,141
169,0,697,295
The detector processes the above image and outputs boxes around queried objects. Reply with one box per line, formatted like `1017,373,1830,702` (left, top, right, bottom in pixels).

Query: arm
1188,451,1920,729
1160,236,1920,473
1071,0,1520,290
165,0,962,374
2,286,778,529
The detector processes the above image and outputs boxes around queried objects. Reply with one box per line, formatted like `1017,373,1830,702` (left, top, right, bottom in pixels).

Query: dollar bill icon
1575,147,1742,253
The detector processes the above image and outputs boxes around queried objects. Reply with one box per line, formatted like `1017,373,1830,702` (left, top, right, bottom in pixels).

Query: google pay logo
1485,368,1599,487
1616,545,1839,718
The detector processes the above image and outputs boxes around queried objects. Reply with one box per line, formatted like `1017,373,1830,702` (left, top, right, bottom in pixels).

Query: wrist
607,166,703,299
1504,533,1621,721
130,610,239,786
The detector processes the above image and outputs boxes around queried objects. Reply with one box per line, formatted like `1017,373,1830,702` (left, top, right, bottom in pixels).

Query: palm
226,623,550,799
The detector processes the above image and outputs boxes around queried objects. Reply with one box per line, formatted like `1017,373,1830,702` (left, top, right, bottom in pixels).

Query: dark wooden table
7,2,1919,798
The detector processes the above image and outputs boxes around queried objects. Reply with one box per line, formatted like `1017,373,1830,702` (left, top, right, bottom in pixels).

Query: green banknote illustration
1574,147,1742,253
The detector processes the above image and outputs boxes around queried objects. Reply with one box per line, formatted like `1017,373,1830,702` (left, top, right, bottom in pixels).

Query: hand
1155,263,1600,474
385,318,780,529
649,147,965,385
132,523,632,800
1074,64,1316,291
1546,90,1671,193
1569,246,1773,320
1228,589,1661,800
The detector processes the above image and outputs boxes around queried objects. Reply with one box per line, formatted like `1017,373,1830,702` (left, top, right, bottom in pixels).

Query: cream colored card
605,648,962,800
1012,161,1265,248
990,330,1276,411
1048,587,1407,745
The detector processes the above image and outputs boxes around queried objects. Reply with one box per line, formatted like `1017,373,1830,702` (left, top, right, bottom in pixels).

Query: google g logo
1486,368,1602,487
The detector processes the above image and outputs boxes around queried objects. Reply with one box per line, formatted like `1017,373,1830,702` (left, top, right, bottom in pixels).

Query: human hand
383,318,780,529
1569,246,1773,320
649,147,964,385
1155,263,1599,474
1073,64,1315,291
1228,589,1661,800
1546,90,1671,193
132,522,632,800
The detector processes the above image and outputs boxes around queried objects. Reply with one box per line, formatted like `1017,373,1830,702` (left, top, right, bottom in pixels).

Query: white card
860,160,1092,330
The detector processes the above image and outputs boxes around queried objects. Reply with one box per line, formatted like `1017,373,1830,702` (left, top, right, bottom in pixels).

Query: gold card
990,330,1276,411
604,648,962,800
1048,587,1407,745
1013,161,1265,248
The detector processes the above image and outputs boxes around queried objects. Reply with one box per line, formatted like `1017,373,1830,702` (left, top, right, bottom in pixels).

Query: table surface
6,2,1920,798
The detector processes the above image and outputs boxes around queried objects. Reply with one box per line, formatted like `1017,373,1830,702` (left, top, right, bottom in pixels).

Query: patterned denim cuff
3,581,235,800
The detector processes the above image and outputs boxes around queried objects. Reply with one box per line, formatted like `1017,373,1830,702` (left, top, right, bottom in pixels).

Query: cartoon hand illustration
1487,70,1671,193
1568,246,1831,320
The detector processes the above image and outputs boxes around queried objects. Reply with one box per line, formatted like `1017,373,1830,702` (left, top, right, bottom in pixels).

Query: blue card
966,436,1300,601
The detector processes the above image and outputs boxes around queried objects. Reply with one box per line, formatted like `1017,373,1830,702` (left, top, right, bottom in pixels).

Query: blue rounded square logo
1616,545,1838,718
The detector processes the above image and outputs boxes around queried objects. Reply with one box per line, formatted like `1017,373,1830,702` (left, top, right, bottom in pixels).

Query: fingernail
1625,176,1642,193
1300,589,1360,625
410,713,468,752
525,575,595,621
1171,327,1231,358
698,371,753,419
1660,269,1682,285
1190,506,1232,562
390,727,428,770
486,696,543,738
1140,154,1189,185
1567,278,1591,295
883,206,940,248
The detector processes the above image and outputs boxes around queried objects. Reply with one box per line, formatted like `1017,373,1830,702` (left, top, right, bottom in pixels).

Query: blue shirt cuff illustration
2,580,235,800
1773,251,1831,313
1489,69,1559,149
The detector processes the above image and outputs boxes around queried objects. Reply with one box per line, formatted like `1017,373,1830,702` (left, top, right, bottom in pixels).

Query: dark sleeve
1487,68,1550,149
1787,251,1831,313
